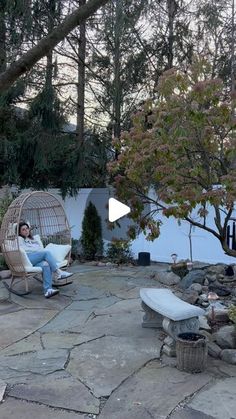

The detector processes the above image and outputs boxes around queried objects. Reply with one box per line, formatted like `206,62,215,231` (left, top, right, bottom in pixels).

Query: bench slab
140,288,205,321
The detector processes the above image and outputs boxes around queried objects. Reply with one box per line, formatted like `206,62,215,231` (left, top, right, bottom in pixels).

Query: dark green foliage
0,109,109,194
71,239,79,260
29,86,66,131
0,254,8,271
0,92,28,186
0,0,109,194
0,191,16,228
106,239,133,264
81,202,103,260
1,0,33,64
0,190,17,271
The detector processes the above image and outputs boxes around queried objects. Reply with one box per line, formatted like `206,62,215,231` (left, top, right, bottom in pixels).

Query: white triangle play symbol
108,198,130,222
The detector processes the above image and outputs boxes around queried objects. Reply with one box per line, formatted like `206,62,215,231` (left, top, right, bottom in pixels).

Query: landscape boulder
155,271,180,286
214,325,236,349
179,270,206,289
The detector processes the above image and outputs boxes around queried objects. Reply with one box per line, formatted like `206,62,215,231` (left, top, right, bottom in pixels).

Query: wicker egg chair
0,191,71,296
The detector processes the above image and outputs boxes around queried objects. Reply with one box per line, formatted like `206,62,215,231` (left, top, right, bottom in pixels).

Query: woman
18,222,73,298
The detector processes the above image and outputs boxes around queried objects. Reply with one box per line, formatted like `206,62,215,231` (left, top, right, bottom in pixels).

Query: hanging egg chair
0,191,71,295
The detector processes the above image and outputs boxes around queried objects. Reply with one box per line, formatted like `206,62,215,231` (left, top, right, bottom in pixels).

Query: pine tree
0,0,34,186
194,0,234,89
0,0,109,92
0,0,110,193
146,0,195,90
86,0,150,136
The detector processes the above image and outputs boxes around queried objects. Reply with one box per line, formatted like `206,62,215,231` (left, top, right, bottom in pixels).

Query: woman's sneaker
56,271,74,280
45,288,60,299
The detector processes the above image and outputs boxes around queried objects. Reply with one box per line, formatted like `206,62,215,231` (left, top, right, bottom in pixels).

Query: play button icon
108,198,130,222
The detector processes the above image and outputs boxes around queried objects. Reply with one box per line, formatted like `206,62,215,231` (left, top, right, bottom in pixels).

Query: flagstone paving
67,335,160,398
0,308,58,349
0,263,236,418
9,372,100,414
98,361,211,419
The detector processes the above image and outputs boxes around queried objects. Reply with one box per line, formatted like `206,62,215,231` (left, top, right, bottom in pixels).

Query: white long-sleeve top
18,235,44,253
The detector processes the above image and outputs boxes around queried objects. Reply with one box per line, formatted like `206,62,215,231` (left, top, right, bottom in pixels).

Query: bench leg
163,336,176,357
141,302,163,328
162,316,200,357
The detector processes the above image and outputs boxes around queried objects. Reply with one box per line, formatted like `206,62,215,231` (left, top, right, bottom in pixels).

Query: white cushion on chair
4,236,70,273
58,259,69,268
20,249,66,273
8,221,32,236
45,243,71,263
25,266,42,273
3,238,18,251
33,234,44,249
19,248,33,269
3,242,42,273
18,234,44,272
18,248,42,273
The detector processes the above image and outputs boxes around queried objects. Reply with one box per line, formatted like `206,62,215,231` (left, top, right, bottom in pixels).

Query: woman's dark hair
18,222,33,239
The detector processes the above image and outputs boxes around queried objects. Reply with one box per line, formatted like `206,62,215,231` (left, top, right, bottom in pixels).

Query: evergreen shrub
71,239,79,260
81,202,103,260
0,193,14,228
0,254,7,271
106,238,133,264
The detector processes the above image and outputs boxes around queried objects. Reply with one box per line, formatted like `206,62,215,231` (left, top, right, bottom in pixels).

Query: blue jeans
27,251,58,293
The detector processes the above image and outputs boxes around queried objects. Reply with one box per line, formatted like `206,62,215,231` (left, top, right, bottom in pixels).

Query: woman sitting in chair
18,222,73,298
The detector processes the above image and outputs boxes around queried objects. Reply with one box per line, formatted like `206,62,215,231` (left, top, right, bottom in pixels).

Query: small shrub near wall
71,239,79,260
81,201,103,260
106,238,133,264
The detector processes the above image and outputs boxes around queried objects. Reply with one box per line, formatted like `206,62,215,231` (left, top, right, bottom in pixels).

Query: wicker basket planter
176,332,208,373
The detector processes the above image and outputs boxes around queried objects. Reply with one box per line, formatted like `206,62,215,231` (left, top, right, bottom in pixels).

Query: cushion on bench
140,288,205,321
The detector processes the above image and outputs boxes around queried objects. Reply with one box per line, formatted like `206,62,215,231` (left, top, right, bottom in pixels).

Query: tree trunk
166,0,176,69
77,0,86,143
185,209,236,259
231,0,235,94
0,1,6,73
43,0,56,128
113,0,123,140
230,0,236,169
0,0,109,93
41,51,54,129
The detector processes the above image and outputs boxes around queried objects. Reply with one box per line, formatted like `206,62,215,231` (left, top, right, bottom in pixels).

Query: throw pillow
45,243,71,263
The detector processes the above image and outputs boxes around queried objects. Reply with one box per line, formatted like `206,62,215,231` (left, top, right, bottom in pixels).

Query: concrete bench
140,288,205,356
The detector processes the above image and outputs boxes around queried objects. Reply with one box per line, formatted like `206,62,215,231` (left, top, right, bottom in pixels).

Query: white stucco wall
44,188,130,243
132,220,236,264
131,202,236,265
4,187,236,264
59,189,236,264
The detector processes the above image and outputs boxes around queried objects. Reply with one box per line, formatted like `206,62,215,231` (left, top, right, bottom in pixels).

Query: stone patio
0,263,236,418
